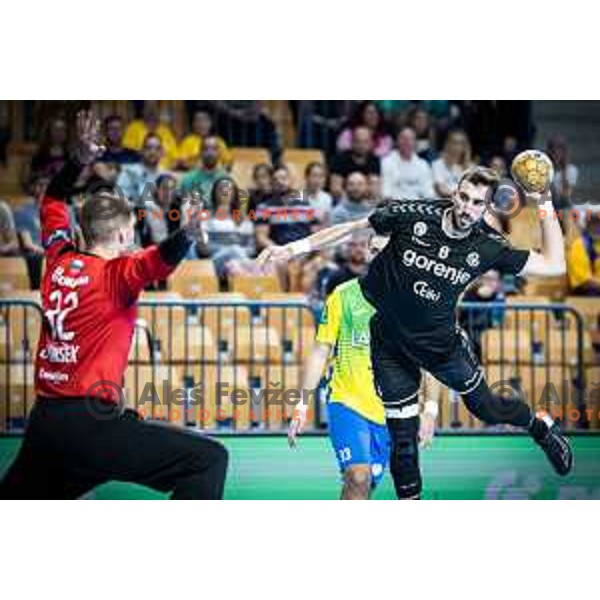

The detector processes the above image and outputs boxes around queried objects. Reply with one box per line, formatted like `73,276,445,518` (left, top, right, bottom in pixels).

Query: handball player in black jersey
258,166,573,499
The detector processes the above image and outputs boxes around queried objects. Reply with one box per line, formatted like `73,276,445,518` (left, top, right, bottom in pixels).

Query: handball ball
510,150,554,193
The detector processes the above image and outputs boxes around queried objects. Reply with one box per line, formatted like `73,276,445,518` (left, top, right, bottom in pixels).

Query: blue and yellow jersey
316,278,385,425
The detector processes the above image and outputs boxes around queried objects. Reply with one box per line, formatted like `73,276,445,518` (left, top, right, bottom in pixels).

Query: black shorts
369,314,484,406
0,398,228,500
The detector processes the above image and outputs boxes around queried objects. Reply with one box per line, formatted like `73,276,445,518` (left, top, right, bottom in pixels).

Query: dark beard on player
449,208,473,234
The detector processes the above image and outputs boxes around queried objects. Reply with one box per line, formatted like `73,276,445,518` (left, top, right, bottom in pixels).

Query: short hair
253,163,273,179
304,161,325,177
81,190,133,246
458,166,501,190
202,134,219,146
352,125,371,137
398,125,416,137
273,164,289,175
143,132,162,147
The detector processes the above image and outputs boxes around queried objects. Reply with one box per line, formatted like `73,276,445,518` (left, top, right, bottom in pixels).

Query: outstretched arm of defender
41,112,104,261
520,192,566,277
288,341,331,448
257,218,371,266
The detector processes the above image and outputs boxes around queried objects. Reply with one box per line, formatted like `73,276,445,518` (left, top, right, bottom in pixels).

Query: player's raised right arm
519,192,566,277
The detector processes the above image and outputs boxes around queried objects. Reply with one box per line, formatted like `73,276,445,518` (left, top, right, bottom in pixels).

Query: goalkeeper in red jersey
0,112,228,499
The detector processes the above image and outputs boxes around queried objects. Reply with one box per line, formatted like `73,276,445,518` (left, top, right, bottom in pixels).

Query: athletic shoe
532,420,573,476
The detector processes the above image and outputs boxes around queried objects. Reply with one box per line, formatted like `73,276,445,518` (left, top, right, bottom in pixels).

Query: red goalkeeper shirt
35,193,177,403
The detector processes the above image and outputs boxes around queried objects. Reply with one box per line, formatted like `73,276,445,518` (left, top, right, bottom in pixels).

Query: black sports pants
0,398,228,500
369,314,533,499
370,314,533,427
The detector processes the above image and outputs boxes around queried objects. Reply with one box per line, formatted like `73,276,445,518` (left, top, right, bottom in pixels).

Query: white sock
537,410,555,429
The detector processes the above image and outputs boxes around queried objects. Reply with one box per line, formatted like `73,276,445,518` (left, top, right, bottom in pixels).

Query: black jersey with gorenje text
360,199,530,357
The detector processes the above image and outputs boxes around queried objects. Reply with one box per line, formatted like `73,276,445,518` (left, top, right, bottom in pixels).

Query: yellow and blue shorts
327,402,390,487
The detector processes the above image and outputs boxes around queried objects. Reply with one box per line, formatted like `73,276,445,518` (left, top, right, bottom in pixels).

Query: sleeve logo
466,252,480,267
44,229,71,248
413,221,427,237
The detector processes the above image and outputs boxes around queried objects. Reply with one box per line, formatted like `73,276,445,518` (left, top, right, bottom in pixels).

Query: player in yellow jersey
289,235,439,499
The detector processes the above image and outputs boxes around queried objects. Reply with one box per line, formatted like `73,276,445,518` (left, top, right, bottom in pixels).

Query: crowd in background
0,100,595,302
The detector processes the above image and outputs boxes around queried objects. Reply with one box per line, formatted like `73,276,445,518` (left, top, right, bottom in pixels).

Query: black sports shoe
532,420,573,476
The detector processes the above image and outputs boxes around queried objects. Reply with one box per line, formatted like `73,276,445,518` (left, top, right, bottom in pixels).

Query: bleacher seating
565,296,600,330
230,147,271,190
170,260,219,297
0,257,30,293
0,301,41,362
0,363,35,432
124,364,183,420
503,295,552,332
282,148,325,188
230,273,281,298
128,322,152,363
482,328,535,363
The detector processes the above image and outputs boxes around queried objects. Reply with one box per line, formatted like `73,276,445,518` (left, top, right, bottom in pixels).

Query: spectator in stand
117,133,166,203
489,155,508,178
337,101,393,159
196,177,255,275
138,173,180,248
212,101,281,164
304,162,332,226
566,212,600,295
0,200,19,256
255,165,316,250
14,174,50,289
181,136,228,206
100,115,140,165
122,101,178,169
432,130,473,198
547,134,578,209
331,172,372,225
297,101,353,157
178,109,232,171
408,107,436,163
502,135,520,168
324,233,370,295
248,163,273,213
329,126,380,200
381,126,434,200
29,117,69,178
14,174,47,255
255,165,317,290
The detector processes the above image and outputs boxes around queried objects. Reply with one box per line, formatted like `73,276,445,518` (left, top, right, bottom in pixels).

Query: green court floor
1,435,599,499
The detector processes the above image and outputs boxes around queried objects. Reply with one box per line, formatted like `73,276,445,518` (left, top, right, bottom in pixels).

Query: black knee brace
386,415,421,500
